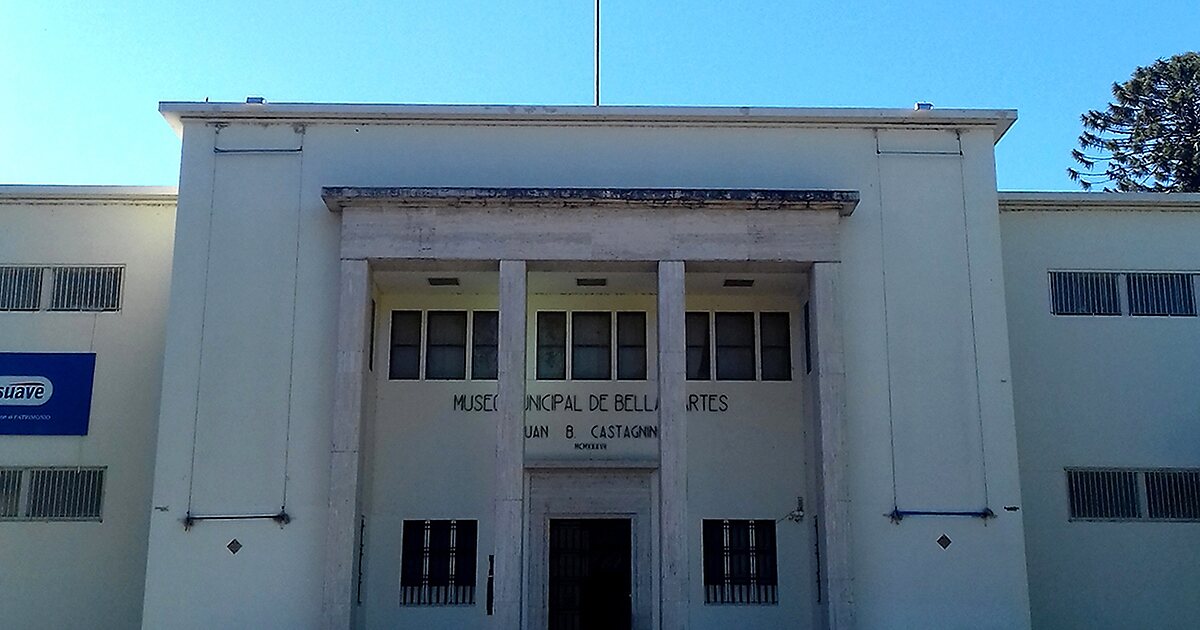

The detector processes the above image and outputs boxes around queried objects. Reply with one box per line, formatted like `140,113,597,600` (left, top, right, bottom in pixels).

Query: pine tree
1068,52,1200,192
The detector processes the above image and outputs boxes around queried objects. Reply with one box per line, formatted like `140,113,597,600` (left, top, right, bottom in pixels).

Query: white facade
0,103,1196,630
0,186,176,629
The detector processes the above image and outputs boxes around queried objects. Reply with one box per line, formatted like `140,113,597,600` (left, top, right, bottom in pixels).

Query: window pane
572,312,611,345
686,312,711,381
427,311,467,345
572,312,611,380
760,312,791,381
389,311,421,380
472,311,499,380
426,346,466,380
618,347,647,380
572,347,611,380
537,312,566,380
0,267,42,311
473,311,499,345
426,311,467,380
1049,271,1121,316
716,313,755,381
1127,272,1197,317
617,312,647,380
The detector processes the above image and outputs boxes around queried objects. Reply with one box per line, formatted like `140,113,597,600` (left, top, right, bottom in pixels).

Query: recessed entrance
548,518,632,630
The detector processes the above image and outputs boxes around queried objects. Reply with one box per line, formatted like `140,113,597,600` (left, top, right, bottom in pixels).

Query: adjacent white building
0,102,1196,629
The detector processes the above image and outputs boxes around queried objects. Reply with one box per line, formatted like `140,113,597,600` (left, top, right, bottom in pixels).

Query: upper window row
388,310,795,382
1049,271,1197,317
686,312,792,381
390,310,498,380
0,265,124,312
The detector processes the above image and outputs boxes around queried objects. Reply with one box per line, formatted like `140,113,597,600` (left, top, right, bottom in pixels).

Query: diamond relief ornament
227,539,243,554
936,534,952,550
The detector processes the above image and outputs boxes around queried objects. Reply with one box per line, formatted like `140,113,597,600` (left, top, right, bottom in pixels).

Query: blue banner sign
0,353,95,435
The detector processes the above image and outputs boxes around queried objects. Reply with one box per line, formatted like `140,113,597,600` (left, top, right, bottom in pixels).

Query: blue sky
1,1,1196,189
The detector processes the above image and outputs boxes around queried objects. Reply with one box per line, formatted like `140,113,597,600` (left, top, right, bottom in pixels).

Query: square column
494,260,527,628
657,260,688,630
323,258,371,628
811,262,854,629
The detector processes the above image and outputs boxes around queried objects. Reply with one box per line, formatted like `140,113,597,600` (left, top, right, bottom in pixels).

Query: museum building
1,102,1198,629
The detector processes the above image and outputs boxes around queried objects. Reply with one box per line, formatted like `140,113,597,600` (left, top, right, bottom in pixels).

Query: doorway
548,518,632,630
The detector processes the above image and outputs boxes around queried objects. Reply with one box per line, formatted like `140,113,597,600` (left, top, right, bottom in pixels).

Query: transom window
687,312,793,382
702,519,778,605
536,311,648,381
400,519,478,606
388,310,499,381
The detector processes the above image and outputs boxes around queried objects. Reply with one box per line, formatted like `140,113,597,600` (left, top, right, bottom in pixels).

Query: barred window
715,313,756,381
425,311,467,380
0,266,43,311
389,311,421,380
702,519,778,605
471,311,499,380
1145,470,1200,520
1049,271,1120,316
537,312,567,380
1067,469,1140,519
1127,272,1196,317
400,519,477,606
0,467,105,521
759,313,791,381
49,266,123,312
686,312,711,381
571,312,611,380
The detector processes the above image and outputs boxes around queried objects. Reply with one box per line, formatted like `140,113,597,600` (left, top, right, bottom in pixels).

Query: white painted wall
1001,206,1200,630
141,110,1031,628
0,189,175,629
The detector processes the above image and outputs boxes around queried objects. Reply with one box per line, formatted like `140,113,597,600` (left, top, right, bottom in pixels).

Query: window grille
1066,469,1140,519
1066,468,1200,522
715,313,756,381
425,311,467,380
537,312,567,380
1145,470,1200,520
759,312,791,381
471,311,499,380
0,266,43,311
400,519,477,605
571,312,612,380
1049,271,1120,316
389,311,421,380
48,266,123,312
702,519,778,605
1126,272,1197,317
616,312,647,380
0,466,105,521
0,469,20,518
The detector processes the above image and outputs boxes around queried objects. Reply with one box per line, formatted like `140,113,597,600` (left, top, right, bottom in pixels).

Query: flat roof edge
160,102,1017,141
999,191,1200,212
0,185,178,204
323,186,860,216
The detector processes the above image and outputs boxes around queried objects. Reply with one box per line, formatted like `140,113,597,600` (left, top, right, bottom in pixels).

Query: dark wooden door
548,518,632,630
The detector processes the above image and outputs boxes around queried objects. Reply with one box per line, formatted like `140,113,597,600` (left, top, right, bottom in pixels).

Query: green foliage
1068,52,1200,192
